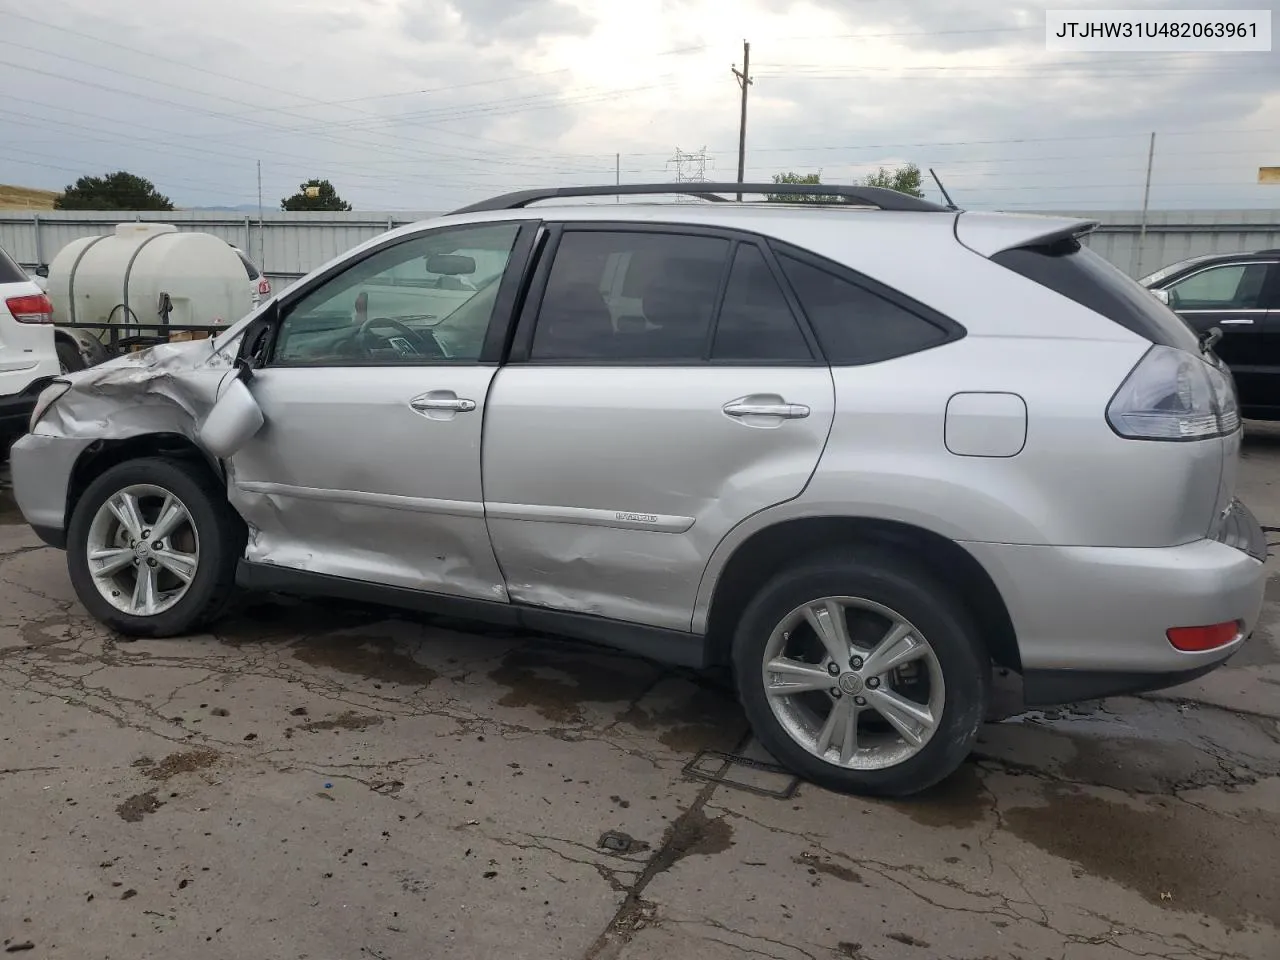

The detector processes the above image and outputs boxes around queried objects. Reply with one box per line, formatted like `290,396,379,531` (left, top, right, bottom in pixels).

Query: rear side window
777,253,951,364
992,238,1200,352
712,245,812,361
530,231,729,362
0,244,26,283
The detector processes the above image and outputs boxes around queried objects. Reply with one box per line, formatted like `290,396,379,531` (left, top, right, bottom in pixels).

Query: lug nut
141,530,150,540
855,696,866,706
830,687,842,698
147,558,158,567
850,656,863,669
153,541,164,550
866,677,880,689
827,662,840,676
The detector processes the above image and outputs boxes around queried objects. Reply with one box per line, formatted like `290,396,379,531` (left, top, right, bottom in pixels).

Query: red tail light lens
6,293,54,324
1167,621,1241,652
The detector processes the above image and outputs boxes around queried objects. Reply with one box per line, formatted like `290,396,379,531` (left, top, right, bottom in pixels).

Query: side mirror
34,264,49,278
198,376,265,458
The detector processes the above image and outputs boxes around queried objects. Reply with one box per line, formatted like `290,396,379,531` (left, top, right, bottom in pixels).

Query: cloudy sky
1,0,1277,212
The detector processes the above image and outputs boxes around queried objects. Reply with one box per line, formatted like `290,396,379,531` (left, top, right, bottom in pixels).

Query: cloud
0,0,1274,212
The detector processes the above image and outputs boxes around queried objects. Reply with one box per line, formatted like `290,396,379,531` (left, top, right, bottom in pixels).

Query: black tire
732,546,989,798
67,457,244,637
56,338,85,374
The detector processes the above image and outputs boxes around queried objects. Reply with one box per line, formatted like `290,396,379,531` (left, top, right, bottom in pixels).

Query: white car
230,245,272,308
0,241,58,445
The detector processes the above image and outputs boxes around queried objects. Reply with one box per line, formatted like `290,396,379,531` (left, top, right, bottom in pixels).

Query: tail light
258,279,271,295
5,293,54,324
1107,345,1239,441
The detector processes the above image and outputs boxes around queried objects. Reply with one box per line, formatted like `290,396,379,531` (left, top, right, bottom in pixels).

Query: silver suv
10,183,1267,797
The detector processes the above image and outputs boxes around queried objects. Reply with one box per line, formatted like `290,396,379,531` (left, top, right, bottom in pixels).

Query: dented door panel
227,365,507,601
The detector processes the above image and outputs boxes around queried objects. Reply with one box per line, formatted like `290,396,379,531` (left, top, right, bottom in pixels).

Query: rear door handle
1218,318,1254,326
411,396,476,412
723,399,810,419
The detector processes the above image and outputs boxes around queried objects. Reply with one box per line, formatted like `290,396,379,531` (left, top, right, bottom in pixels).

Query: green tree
766,171,840,203
54,171,173,210
281,178,352,211
861,163,924,198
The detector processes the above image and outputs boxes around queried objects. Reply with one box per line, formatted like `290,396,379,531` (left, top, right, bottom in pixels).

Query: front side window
1166,263,1272,310
272,222,520,366
529,231,729,362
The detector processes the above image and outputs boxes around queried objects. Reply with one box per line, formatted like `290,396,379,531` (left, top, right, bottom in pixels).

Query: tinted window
273,222,520,366
712,245,811,361
530,231,729,362
1166,263,1272,310
778,254,949,364
993,239,1200,352
0,243,26,284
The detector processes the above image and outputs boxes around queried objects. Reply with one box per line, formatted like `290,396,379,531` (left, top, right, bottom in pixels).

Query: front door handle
1218,318,1255,326
723,399,811,420
410,396,476,413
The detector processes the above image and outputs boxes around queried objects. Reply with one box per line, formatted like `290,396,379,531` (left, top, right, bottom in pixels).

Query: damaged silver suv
10,183,1267,797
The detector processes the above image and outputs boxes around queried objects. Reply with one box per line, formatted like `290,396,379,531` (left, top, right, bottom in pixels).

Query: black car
1141,250,1280,420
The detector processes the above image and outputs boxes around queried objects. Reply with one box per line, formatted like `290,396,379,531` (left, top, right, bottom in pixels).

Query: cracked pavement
2,431,1280,960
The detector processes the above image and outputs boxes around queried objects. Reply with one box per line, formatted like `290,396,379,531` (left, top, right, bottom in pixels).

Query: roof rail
449,183,950,215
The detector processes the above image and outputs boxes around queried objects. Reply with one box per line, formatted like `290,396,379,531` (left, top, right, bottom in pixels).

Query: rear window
992,238,1200,352
0,243,26,284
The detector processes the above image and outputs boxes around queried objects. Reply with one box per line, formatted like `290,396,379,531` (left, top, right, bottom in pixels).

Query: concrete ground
2,437,1279,960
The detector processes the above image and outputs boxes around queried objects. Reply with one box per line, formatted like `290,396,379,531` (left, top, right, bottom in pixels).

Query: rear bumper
963,503,1267,705
9,432,94,548
0,376,55,432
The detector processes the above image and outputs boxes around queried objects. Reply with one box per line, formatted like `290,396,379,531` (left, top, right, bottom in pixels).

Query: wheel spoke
150,495,189,542
861,622,928,677
130,563,159,616
802,599,852,667
88,547,135,579
867,688,936,747
815,696,851,754
107,493,144,540
155,549,197,584
839,703,861,765
765,657,836,697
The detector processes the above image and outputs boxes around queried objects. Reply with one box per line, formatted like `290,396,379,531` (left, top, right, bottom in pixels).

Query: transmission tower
667,146,712,183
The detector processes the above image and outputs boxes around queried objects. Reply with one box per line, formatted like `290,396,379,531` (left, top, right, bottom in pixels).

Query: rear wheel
55,339,85,374
67,458,243,636
733,547,989,797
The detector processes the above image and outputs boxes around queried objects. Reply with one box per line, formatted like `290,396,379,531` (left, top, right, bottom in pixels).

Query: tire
56,339,85,374
66,457,244,637
732,546,989,798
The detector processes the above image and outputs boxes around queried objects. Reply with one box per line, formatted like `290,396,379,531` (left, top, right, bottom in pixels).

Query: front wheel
733,547,989,797
67,458,244,636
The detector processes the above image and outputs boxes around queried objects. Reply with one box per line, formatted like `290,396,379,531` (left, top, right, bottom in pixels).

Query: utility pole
1133,132,1155,278
616,152,620,202
731,40,752,201
256,160,264,269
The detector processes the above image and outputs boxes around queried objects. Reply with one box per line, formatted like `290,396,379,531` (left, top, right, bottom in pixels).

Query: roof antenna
929,167,958,210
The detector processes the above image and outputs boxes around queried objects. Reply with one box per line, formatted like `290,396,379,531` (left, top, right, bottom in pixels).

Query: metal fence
2,206,1279,287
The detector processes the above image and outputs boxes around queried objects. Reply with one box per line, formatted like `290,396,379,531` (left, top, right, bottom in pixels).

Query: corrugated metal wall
3,207,1279,286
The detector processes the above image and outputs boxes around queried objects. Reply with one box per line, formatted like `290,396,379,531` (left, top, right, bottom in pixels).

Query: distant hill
0,184,59,210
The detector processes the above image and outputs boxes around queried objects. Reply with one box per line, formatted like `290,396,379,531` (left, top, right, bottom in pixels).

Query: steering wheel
355,316,444,359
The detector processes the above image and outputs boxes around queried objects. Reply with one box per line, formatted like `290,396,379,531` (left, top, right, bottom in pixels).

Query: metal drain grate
683,744,801,799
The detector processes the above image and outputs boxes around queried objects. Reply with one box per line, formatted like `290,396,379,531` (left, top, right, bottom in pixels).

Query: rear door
482,224,836,631
227,219,537,599
1162,259,1279,410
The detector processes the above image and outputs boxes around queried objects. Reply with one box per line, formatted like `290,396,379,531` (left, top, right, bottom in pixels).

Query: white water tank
46,223,255,343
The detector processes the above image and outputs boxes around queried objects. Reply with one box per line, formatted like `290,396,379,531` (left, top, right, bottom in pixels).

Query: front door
482,225,836,631
1164,259,1280,412
227,219,534,599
